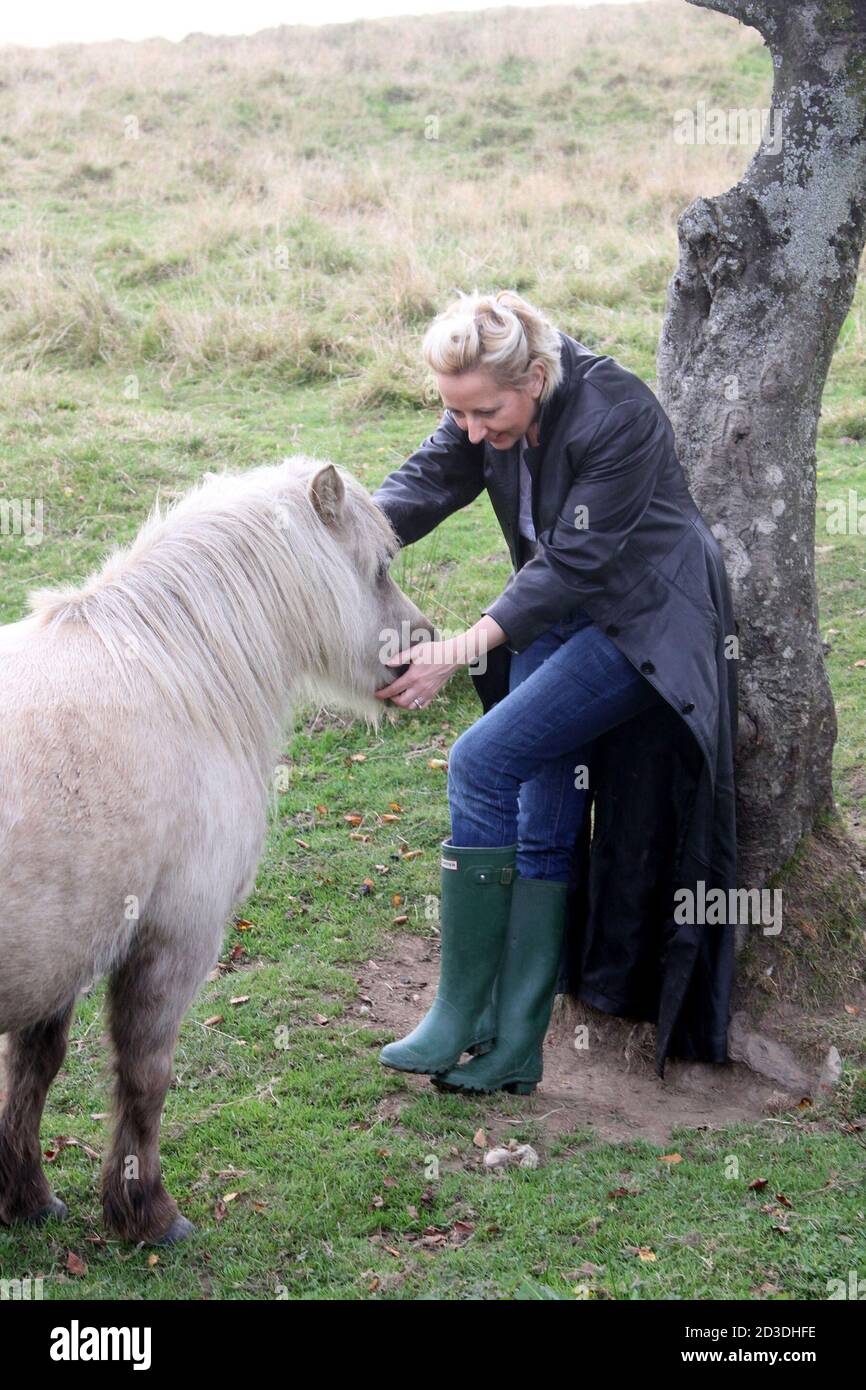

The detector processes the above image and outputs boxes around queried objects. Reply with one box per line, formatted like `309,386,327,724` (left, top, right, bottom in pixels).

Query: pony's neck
36,487,355,789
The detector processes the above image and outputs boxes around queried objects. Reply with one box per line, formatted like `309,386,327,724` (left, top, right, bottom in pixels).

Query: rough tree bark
656,0,866,886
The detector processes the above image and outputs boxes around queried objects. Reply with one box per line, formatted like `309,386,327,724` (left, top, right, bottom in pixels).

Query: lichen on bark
657,0,866,884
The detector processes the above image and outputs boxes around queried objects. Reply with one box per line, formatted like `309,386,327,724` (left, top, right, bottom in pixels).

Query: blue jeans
447,611,667,880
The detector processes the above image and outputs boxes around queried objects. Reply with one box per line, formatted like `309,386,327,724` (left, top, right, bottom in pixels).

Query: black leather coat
371,332,738,1077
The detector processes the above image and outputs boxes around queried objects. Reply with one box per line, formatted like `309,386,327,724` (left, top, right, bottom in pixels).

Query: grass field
0,1,864,1300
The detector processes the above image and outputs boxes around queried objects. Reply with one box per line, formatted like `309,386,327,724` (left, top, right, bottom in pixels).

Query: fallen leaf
45,1135,100,1162
66,1251,87,1277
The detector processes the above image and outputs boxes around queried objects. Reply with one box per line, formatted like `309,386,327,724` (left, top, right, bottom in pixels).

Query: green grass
1,0,865,1299
7,992,866,1300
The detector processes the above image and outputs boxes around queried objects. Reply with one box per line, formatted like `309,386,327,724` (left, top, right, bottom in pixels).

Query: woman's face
435,364,544,449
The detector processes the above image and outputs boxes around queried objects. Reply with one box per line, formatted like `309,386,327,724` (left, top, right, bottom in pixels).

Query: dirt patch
352,932,805,1146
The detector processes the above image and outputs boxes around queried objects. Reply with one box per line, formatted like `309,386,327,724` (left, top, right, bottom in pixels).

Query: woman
372,289,737,1095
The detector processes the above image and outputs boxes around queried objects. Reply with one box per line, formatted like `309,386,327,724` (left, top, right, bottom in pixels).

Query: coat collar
534,331,592,449
486,333,598,554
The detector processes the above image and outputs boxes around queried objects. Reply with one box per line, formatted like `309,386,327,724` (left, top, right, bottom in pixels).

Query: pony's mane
28,457,393,778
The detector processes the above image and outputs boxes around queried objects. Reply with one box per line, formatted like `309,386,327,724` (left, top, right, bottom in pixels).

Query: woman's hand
374,638,462,710
374,616,509,711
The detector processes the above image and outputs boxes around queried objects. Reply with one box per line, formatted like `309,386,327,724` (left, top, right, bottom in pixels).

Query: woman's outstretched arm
371,409,485,546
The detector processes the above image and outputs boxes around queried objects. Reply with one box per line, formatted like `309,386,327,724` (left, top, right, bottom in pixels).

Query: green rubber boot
431,875,569,1095
378,842,517,1075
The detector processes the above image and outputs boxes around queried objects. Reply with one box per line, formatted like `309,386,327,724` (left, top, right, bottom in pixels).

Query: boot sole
431,1076,538,1095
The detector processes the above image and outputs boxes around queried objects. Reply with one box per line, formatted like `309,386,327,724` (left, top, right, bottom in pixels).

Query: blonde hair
422,289,563,402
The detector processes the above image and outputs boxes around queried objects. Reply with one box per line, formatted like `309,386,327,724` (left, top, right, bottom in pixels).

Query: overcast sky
1,0,651,49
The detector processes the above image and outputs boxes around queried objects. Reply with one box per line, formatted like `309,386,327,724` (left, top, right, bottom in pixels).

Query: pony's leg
101,927,214,1245
0,1002,75,1225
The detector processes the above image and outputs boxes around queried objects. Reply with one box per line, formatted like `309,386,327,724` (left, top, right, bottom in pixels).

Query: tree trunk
656,0,866,885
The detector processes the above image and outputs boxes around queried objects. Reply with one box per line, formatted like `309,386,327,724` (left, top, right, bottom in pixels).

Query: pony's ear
309,464,345,527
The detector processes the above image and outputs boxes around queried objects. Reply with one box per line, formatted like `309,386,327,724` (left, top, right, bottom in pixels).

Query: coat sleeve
369,410,486,547
483,398,665,652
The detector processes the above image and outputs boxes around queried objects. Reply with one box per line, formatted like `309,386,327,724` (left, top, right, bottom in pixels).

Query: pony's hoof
24,1195,69,1224
148,1213,195,1247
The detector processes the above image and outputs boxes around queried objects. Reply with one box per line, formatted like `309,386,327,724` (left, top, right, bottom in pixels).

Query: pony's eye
376,559,390,582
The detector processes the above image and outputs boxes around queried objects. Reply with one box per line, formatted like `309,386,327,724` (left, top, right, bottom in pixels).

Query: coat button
606,624,620,637
640,660,655,674
682,702,695,714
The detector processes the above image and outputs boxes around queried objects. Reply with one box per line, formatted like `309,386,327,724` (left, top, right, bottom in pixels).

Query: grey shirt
517,435,536,543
